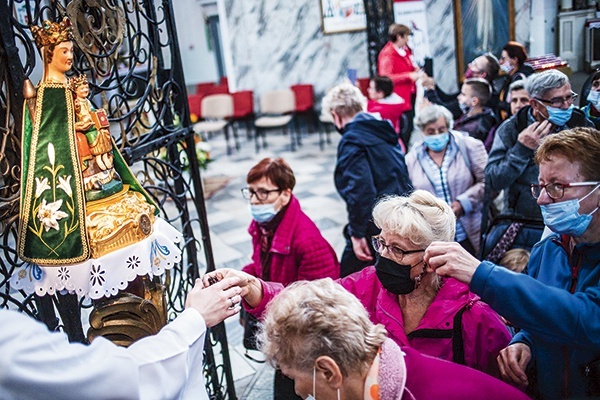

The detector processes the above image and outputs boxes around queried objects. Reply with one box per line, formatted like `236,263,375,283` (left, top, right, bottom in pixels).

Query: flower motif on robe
37,199,68,232
57,175,73,197
35,177,50,198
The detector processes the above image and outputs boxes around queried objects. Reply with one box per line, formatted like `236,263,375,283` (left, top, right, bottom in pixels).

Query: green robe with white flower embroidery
18,82,156,266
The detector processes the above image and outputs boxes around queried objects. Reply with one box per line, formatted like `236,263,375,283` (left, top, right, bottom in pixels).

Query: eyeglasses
534,91,578,108
241,187,281,201
371,236,425,261
530,181,600,200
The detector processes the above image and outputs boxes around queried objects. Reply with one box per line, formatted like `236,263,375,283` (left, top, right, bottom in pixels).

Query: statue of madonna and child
11,17,182,316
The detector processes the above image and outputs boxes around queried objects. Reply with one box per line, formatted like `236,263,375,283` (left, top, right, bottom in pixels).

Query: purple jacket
242,195,339,285
253,266,509,378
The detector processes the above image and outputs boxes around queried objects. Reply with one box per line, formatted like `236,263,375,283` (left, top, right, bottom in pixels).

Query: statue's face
49,41,74,74
76,83,89,99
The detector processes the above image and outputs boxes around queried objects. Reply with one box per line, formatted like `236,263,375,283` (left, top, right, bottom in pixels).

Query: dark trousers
400,93,417,146
274,368,302,400
339,224,378,277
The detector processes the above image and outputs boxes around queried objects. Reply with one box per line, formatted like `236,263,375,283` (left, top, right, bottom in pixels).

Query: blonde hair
322,83,366,118
259,278,387,376
499,248,530,273
372,190,456,248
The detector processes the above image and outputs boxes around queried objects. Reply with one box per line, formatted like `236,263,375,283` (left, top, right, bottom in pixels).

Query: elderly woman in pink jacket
207,191,510,379
405,104,488,255
257,278,528,400
239,157,340,399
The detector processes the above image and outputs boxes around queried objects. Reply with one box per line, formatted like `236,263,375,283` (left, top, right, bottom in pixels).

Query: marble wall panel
224,0,369,105
223,0,531,105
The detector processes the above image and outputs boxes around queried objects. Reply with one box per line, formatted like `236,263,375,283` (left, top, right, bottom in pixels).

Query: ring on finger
229,297,236,308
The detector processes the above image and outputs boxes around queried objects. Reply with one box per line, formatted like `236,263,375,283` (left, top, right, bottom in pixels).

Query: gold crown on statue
30,17,73,49
69,74,89,91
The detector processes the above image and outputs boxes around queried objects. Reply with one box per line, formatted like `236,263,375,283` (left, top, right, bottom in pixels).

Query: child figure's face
367,81,384,101
76,83,89,99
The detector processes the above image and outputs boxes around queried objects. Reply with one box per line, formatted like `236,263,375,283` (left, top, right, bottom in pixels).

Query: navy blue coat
334,113,412,238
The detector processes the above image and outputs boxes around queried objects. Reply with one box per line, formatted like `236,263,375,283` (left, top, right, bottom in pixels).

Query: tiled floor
199,123,346,399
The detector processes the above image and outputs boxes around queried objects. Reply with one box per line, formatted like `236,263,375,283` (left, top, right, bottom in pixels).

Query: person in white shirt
0,276,244,400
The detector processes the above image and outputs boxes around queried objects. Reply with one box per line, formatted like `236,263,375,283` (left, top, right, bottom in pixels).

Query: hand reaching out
424,241,480,284
185,277,243,327
203,269,264,308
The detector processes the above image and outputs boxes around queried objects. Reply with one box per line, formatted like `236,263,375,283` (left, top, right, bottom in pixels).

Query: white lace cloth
11,218,182,299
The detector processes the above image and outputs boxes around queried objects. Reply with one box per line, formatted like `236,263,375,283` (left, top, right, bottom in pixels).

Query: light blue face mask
423,132,450,152
587,90,600,110
248,203,278,223
540,185,600,236
545,104,574,126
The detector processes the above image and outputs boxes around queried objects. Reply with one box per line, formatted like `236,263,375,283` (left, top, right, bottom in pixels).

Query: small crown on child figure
30,17,73,49
69,74,89,92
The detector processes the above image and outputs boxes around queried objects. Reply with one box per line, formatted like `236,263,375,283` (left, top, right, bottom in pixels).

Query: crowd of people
5,18,600,400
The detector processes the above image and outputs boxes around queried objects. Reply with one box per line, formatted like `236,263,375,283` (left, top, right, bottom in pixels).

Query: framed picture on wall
453,0,515,81
320,0,367,34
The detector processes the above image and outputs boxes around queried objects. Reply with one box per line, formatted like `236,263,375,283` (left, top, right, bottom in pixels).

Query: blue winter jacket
334,112,412,238
471,234,600,399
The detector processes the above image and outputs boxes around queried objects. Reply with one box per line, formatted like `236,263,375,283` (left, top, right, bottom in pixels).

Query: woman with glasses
426,127,600,399
206,190,510,378
240,157,339,400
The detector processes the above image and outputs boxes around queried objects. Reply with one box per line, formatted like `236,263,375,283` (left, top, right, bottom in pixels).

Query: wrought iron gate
0,0,236,398
364,0,394,77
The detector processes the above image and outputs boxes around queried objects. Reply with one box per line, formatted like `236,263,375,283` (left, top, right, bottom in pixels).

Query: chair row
189,83,332,155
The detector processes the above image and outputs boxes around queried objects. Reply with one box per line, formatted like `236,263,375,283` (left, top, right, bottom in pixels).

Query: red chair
188,94,202,121
291,84,323,148
219,76,229,92
192,82,230,119
231,90,255,139
356,78,370,98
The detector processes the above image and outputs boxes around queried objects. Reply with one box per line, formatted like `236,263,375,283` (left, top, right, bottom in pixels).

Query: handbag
240,308,265,363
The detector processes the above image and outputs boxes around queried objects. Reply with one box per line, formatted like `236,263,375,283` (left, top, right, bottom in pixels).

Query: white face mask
304,366,317,400
305,365,341,400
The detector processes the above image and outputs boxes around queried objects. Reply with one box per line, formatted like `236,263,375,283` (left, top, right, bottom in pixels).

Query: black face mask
374,254,423,295
335,124,346,135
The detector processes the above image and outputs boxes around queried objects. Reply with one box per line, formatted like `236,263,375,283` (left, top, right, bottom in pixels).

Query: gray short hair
508,79,526,93
525,70,569,99
414,104,454,132
259,278,387,376
372,190,455,248
322,82,366,118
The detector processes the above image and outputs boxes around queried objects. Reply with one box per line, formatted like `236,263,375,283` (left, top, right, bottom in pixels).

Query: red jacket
242,195,339,285
377,42,418,109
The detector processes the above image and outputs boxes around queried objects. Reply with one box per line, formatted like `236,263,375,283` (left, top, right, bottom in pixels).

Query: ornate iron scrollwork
0,0,235,398
363,0,394,77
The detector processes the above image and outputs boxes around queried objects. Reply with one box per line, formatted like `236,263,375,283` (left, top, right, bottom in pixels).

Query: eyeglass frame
371,236,425,261
534,91,578,108
240,187,281,201
530,181,600,200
